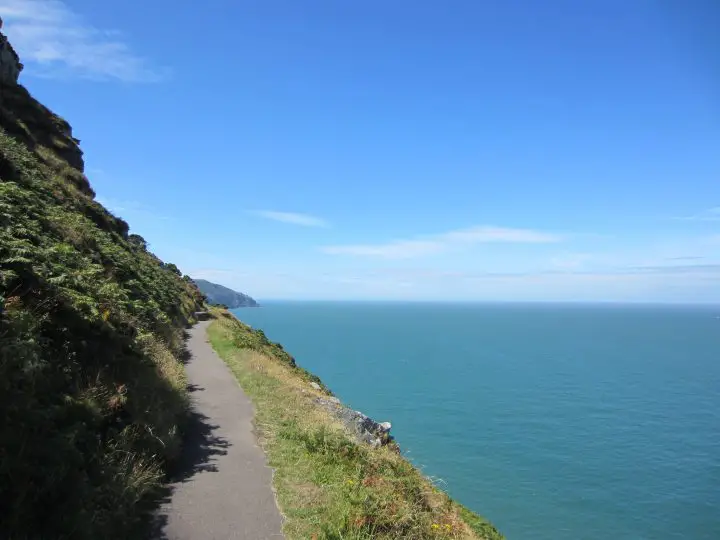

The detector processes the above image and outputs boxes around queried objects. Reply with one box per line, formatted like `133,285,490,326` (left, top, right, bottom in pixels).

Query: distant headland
194,278,260,308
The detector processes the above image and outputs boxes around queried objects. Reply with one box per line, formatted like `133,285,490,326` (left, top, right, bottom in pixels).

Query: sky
1,0,719,302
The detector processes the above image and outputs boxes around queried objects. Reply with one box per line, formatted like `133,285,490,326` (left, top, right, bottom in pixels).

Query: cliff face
0,18,84,178
0,28,204,538
0,19,22,85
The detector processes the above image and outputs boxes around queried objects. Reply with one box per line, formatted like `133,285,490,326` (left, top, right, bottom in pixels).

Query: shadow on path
169,408,230,481
148,344,231,538
149,321,283,539
177,331,192,365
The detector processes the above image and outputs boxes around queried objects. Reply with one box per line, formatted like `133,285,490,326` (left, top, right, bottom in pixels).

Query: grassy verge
207,309,504,540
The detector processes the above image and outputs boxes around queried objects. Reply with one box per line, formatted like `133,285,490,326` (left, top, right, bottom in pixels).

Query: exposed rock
0,27,87,183
314,396,394,449
310,382,322,391
0,20,23,85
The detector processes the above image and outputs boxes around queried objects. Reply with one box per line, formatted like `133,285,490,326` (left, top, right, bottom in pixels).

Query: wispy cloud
665,256,705,261
189,269,246,283
628,263,720,276
86,167,107,177
674,207,720,221
0,0,167,82
96,196,171,221
549,253,599,270
252,210,329,228
379,263,720,280
95,196,129,213
321,226,562,259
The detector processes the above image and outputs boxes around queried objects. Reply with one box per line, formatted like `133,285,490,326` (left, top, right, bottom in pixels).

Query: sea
231,302,720,540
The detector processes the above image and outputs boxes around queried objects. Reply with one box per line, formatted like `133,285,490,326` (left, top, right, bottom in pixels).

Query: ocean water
232,302,720,540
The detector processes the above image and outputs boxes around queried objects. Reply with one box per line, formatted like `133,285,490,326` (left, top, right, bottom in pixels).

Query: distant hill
194,279,259,308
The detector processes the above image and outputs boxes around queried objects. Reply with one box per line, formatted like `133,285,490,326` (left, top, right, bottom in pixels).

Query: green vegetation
208,310,504,540
194,278,259,308
0,82,205,537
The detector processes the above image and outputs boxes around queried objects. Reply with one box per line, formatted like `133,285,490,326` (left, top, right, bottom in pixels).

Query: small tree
165,263,182,276
128,234,148,250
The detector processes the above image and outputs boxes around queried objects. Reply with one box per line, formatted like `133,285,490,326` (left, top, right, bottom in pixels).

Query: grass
208,309,504,540
0,82,206,537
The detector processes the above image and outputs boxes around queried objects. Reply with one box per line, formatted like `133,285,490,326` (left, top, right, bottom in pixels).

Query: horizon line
234,299,720,306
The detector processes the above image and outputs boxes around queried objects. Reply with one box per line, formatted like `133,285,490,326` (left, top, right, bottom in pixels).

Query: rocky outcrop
0,22,88,193
0,82,87,181
314,395,394,449
0,18,23,85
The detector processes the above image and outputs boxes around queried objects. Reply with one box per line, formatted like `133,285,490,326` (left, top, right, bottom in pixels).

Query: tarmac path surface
156,320,284,539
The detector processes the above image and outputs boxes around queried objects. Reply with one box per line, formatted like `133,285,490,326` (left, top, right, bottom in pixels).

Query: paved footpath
157,320,284,539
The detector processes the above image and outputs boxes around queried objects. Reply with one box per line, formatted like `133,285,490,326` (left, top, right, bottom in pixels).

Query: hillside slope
208,310,504,539
0,35,205,538
194,278,259,308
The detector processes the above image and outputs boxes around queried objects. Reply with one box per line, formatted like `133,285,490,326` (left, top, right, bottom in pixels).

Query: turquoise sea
232,302,720,540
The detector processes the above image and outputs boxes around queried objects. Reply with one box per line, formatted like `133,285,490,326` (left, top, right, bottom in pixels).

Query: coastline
206,307,503,539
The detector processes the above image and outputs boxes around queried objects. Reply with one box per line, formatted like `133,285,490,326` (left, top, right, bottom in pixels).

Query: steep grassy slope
0,82,205,537
209,310,504,539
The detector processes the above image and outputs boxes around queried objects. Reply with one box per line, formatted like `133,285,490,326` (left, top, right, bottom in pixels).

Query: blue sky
2,0,719,301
